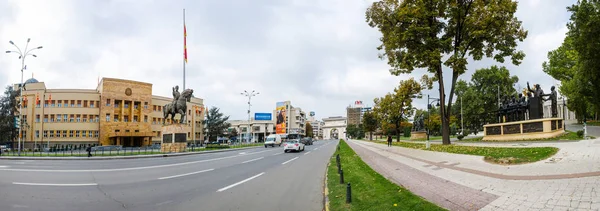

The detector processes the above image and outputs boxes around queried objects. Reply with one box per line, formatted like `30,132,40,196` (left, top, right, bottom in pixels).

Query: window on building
36,130,40,138
125,129,130,133
153,118,156,124
70,100,75,107
124,102,129,109
56,130,61,138
50,130,54,138
63,114,67,121
124,115,129,122
82,115,87,122
135,130,139,133
77,100,81,107
133,116,138,122
83,100,88,107
57,100,62,107
22,131,27,139
95,131,99,138
22,115,27,124
114,115,119,122
188,132,190,138
76,130,80,138
62,130,67,138
115,129,120,133
50,115,55,122
95,115,99,122
36,115,40,123
153,105,157,111
144,102,148,109
82,130,86,137
134,103,138,109
90,101,95,108
106,114,110,122
69,115,74,122
144,115,148,123
76,115,81,122
64,100,68,107
51,100,55,107
158,106,162,111
89,130,93,138
44,115,48,122
23,100,27,108
106,99,111,106
69,130,74,137
43,130,48,138
44,100,48,107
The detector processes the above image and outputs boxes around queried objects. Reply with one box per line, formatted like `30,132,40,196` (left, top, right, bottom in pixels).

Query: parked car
265,134,282,148
283,140,305,153
301,137,313,145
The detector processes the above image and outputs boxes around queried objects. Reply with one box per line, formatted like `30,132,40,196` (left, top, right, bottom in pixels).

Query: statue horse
163,89,193,124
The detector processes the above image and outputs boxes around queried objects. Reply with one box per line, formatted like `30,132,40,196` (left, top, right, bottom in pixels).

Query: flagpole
183,8,186,90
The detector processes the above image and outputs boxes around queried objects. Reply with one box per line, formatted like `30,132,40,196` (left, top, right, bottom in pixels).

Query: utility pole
461,96,464,135
241,90,259,143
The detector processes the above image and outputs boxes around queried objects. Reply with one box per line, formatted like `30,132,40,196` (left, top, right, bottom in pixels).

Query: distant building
274,101,306,139
346,100,371,126
14,77,205,148
322,116,346,140
228,119,276,143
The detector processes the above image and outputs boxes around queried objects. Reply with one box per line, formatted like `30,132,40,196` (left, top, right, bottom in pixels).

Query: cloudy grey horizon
0,0,575,121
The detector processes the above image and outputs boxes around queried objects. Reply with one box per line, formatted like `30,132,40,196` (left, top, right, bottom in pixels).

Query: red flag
184,24,188,63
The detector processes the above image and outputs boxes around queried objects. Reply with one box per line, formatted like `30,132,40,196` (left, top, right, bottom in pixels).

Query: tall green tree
543,0,600,121
0,85,19,146
373,78,423,142
305,122,314,138
203,107,231,143
229,128,239,139
361,111,378,140
366,0,528,144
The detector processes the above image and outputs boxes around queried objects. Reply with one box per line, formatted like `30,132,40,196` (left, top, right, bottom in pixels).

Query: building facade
322,116,346,140
273,101,306,138
15,77,205,148
228,119,276,142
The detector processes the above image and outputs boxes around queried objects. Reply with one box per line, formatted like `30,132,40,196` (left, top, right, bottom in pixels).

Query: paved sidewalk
347,139,600,210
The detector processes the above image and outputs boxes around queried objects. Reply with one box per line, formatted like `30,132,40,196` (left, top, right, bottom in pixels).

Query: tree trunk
369,132,373,141
436,63,452,145
395,122,401,142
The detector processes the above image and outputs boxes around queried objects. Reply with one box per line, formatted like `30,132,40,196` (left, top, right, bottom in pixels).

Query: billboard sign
276,102,286,134
254,113,272,121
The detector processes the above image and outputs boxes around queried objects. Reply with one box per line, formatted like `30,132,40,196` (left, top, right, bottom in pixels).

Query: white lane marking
217,172,265,192
155,200,173,206
241,157,264,164
304,151,311,155
239,152,247,155
158,168,214,180
313,148,319,151
12,205,29,208
12,182,97,186
0,166,9,168
282,157,299,165
272,152,283,156
0,149,279,173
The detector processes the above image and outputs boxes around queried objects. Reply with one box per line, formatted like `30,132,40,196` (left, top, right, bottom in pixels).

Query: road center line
0,149,278,173
217,172,265,192
282,157,299,165
158,168,214,180
0,166,9,168
304,151,311,155
12,182,97,186
241,157,264,164
273,152,283,156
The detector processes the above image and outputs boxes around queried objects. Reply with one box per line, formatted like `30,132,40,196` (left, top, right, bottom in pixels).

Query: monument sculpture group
161,85,194,152
484,82,563,141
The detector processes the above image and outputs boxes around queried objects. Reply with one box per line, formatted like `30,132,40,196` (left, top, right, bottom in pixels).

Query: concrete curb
0,146,262,160
323,158,331,211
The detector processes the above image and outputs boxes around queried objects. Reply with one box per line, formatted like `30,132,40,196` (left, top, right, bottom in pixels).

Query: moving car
283,140,305,153
264,134,282,148
300,137,313,145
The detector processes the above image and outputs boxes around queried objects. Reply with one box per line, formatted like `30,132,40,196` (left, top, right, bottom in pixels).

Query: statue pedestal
483,117,564,141
161,124,187,153
410,131,427,140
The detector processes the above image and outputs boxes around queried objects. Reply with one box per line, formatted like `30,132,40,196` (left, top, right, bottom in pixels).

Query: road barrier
334,141,352,204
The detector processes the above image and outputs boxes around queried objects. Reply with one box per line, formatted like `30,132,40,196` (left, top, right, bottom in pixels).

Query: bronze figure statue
543,86,558,118
164,88,194,124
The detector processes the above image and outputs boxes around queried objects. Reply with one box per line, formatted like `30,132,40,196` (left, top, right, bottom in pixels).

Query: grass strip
367,140,558,164
327,139,445,211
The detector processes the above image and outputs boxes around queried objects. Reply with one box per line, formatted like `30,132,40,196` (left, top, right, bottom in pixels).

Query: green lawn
367,140,558,165
327,139,445,211
587,121,600,126
458,130,590,142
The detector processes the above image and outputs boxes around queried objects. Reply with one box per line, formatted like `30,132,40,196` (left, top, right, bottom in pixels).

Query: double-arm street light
427,95,440,149
6,38,43,156
241,90,259,143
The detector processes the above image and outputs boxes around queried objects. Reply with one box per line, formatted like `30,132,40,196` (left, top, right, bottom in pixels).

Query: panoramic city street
0,140,337,211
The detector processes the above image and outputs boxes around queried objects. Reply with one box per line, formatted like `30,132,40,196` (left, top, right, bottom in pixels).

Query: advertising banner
254,113,272,121
276,102,286,134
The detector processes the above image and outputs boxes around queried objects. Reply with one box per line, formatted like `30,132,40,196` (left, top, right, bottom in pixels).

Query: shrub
457,134,465,140
403,127,412,137
577,130,584,138
206,144,230,149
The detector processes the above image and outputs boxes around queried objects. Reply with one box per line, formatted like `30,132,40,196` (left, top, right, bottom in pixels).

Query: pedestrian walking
86,146,92,157
387,135,392,147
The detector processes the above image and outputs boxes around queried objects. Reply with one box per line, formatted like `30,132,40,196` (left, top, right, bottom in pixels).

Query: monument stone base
410,131,427,140
161,124,188,153
483,117,564,141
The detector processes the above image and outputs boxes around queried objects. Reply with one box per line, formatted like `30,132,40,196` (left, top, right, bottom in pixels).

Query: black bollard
346,183,352,203
340,169,344,184
337,161,341,174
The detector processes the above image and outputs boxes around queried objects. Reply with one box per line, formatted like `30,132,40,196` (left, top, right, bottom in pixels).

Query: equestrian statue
163,85,194,124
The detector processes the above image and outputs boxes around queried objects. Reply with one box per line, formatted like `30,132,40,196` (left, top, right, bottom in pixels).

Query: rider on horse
172,85,180,113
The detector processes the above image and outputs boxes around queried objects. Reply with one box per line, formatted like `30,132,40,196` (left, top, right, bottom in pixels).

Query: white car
264,134,282,148
283,140,305,153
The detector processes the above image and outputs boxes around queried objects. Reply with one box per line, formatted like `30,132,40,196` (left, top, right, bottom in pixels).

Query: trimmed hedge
206,144,230,149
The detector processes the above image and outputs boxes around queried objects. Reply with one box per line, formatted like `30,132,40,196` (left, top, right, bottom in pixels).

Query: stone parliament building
15,77,205,148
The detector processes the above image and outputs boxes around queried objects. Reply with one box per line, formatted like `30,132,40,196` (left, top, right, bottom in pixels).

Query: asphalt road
566,123,600,137
0,140,338,211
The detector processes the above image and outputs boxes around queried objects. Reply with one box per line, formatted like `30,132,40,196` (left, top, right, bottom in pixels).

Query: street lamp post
241,90,259,144
426,94,440,149
6,38,43,156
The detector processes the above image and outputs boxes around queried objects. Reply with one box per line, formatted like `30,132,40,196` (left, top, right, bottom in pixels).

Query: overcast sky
0,0,575,121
